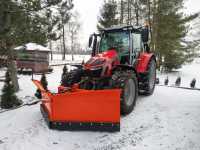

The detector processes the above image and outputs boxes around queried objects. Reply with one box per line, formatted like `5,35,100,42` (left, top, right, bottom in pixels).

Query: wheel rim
149,61,156,90
124,79,135,106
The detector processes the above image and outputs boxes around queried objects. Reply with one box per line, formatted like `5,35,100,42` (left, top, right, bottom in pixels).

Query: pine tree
118,0,146,25
97,0,119,31
35,74,48,99
152,0,198,71
1,71,22,109
116,0,199,71
0,0,74,90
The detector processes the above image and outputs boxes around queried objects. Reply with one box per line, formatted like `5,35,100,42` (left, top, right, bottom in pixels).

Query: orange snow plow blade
32,80,121,132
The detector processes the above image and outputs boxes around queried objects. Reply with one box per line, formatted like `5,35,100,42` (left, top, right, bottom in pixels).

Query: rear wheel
142,59,156,95
111,70,138,115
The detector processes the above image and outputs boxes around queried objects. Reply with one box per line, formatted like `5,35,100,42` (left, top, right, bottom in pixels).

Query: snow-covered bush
0,71,22,109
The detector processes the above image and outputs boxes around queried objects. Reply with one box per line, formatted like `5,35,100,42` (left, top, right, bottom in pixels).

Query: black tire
142,59,156,95
111,70,138,115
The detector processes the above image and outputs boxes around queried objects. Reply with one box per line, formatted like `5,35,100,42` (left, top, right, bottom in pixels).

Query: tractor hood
84,49,119,69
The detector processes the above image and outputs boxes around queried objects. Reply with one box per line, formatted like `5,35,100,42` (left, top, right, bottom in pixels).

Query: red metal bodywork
33,80,120,124
136,52,155,73
84,49,120,76
84,50,154,75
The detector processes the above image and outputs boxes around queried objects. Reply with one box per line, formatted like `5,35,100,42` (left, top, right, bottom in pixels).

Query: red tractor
33,25,156,131
62,25,156,115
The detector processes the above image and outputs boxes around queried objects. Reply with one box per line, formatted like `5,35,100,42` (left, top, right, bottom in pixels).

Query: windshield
99,31,129,54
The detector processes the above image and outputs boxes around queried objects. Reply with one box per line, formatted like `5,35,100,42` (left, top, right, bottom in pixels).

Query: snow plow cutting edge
32,80,121,132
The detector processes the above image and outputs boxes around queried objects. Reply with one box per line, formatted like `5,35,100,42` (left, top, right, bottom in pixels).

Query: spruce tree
97,0,119,31
1,71,21,109
116,0,199,71
35,74,48,99
152,0,198,71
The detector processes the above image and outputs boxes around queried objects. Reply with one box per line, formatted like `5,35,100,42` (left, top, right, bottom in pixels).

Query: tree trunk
71,32,74,61
5,11,19,92
127,0,130,25
7,47,19,92
49,40,53,60
62,25,66,60
135,3,139,26
152,0,158,52
60,36,63,54
8,60,19,92
120,0,124,25
147,0,152,46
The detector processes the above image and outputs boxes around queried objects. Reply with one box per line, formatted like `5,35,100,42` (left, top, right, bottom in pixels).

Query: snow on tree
97,0,118,31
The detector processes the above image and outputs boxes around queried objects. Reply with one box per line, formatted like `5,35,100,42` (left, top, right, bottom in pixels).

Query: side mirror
141,27,149,43
88,35,93,48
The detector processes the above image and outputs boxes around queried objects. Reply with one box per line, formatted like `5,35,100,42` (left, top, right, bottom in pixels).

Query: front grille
84,68,103,77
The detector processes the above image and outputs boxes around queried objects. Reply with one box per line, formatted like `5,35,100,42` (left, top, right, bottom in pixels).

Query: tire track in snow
91,98,166,150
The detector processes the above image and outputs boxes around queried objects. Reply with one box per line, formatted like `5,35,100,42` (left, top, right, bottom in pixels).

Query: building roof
14,43,50,52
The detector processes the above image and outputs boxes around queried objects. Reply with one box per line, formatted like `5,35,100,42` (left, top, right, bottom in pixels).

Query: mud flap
33,80,121,132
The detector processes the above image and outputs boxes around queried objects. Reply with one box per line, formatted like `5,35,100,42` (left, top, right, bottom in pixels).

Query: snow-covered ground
50,54,90,66
0,57,200,150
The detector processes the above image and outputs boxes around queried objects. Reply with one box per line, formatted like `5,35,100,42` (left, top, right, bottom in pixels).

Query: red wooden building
15,43,50,73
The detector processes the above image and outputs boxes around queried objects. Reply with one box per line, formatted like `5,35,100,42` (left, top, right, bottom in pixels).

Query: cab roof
102,25,142,33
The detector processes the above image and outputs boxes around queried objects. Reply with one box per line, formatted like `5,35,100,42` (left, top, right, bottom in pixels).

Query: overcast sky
73,0,103,46
185,0,200,13
73,0,200,46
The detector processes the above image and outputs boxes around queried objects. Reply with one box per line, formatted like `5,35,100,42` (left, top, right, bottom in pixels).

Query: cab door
130,32,143,66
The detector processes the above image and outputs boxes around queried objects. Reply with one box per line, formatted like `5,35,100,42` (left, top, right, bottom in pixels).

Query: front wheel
111,70,138,115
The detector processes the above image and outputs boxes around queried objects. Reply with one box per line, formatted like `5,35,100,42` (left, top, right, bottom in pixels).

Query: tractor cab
99,29,130,64
89,25,149,66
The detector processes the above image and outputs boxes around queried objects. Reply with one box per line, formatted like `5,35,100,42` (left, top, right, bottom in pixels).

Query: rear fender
136,52,156,73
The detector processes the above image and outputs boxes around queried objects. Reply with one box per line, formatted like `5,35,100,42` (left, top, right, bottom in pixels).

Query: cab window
132,33,142,52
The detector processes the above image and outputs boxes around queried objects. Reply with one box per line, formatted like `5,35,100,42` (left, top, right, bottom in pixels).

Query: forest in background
97,0,200,71
0,0,200,91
